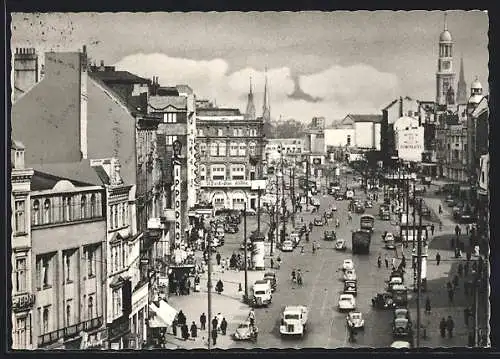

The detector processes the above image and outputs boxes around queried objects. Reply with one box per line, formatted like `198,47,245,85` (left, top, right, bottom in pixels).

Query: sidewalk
165,262,264,349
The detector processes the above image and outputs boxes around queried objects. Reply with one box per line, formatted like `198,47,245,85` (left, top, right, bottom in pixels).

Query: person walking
453,274,459,290
439,317,447,338
448,288,454,304
384,255,389,269
190,321,198,338
212,316,218,332
431,224,435,236
211,326,218,346
216,252,222,266
377,255,382,269
270,258,274,269
436,252,441,266
172,317,178,336
458,263,464,277
446,316,455,338
220,317,228,335
177,310,186,326
200,313,207,330
438,204,442,215
181,323,189,341
425,297,431,314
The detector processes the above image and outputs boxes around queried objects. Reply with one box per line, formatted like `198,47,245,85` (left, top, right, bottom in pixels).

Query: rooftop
149,95,187,112
30,160,103,191
347,114,382,123
197,108,242,116
89,69,149,84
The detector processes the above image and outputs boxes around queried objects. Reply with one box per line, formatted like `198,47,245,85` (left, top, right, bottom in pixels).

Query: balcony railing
38,316,103,347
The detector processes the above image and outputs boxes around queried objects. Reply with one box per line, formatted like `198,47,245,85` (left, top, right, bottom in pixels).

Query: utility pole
405,170,410,245
207,230,212,350
416,198,423,348
257,187,261,235
305,155,310,211
281,151,286,242
412,179,417,250
243,205,248,301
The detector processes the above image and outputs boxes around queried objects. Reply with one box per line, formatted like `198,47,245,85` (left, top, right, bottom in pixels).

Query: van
251,280,272,307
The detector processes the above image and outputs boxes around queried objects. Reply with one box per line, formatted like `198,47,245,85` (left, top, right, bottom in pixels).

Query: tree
274,119,306,138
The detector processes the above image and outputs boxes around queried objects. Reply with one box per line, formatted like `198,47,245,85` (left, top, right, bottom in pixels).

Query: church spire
245,76,256,121
263,67,271,122
444,11,448,31
457,57,468,105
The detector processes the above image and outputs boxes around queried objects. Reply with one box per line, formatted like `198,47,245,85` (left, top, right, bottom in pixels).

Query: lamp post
206,228,213,350
243,205,248,301
416,197,423,348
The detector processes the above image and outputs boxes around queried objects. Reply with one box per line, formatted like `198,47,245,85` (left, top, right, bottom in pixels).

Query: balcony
12,293,36,313
38,316,103,347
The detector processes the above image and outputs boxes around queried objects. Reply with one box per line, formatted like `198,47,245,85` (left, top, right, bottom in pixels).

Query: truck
360,214,375,233
250,280,272,307
352,230,371,254
279,305,309,337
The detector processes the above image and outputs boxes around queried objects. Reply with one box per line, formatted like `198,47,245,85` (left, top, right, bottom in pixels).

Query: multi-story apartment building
11,140,35,350
265,138,305,163
196,105,265,210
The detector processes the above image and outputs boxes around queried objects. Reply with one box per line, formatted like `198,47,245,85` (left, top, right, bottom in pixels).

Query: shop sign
173,163,182,245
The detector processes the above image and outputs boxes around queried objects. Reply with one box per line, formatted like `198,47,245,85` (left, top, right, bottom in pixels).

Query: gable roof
197,108,242,116
149,96,187,112
347,114,382,123
89,70,149,84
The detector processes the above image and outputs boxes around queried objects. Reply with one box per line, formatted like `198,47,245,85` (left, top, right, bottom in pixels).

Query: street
217,178,401,348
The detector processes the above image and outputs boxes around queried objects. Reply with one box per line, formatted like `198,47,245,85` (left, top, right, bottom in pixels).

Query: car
343,280,357,295
342,259,354,271
281,240,294,252
393,317,412,338
338,293,356,311
343,269,357,281
324,230,336,241
390,341,411,349
263,272,277,292
364,200,373,208
372,292,395,309
332,204,337,211
335,193,346,201
325,211,334,219
387,277,404,292
394,308,411,322
232,320,258,341
335,239,347,251
346,311,365,329
314,217,325,226
384,232,396,249
421,176,432,185
354,204,365,214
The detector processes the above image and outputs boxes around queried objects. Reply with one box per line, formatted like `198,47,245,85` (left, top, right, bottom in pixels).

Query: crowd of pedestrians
170,309,229,346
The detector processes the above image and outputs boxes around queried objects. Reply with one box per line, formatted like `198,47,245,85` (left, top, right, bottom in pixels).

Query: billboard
396,126,425,162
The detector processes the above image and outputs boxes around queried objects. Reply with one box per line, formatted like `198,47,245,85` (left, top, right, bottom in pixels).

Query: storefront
147,300,178,347
130,282,149,349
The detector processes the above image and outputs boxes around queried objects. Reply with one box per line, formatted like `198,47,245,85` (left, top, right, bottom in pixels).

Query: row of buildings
10,46,267,349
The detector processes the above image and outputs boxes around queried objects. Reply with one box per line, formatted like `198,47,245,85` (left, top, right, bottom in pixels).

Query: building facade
196,106,265,210
265,138,305,163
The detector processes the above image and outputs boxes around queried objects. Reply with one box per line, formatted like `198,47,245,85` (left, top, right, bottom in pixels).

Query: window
110,205,114,229
112,289,121,317
16,316,26,348
231,166,245,180
90,194,97,217
249,142,256,156
32,200,40,225
230,142,238,156
15,257,27,292
217,128,223,137
197,129,204,136
211,166,226,180
166,135,178,146
14,200,26,234
238,143,246,156
66,300,72,327
43,199,51,224
346,135,351,146
87,247,95,277
200,143,207,157
36,254,52,289
218,142,226,156
121,203,126,227
114,247,119,272
163,113,177,123
80,195,87,219
122,243,127,268
110,248,115,273
64,250,72,282
88,294,94,319
42,306,50,334
200,165,206,181
114,204,118,228
63,197,72,221
210,143,218,156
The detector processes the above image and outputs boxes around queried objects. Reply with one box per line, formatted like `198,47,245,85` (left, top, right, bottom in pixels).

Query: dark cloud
288,74,323,103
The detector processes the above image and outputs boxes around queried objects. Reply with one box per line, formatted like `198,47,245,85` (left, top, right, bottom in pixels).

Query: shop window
88,295,94,319
42,306,50,334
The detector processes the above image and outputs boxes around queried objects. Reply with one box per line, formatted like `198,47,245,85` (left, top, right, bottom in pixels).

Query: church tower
262,68,271,122
456,57,468,105
245,76,256,121
436,13,456,107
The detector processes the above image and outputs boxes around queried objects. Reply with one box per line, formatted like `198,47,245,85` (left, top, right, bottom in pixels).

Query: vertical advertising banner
174,163,182,246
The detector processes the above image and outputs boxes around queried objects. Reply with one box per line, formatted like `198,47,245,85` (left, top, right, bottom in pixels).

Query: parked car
281,240,294,252
394,308,411,322
314,217,325,226
393,317,412,338
364,200,373,208
343,269,357,281
343,279,357,296
263,272,277,292
346,311,365,329
354,203,365,214
384,232,396,249
338,294,356,311
232,320,258,342
372,292,395,309
390,341,412,349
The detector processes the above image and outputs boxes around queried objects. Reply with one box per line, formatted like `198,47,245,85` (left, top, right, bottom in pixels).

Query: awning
148,300,178,328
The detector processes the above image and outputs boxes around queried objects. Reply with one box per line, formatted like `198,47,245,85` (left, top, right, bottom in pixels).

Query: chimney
13,48,39,102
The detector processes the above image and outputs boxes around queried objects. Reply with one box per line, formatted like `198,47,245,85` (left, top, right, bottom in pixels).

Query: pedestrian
216,252,221,266
464,307,470,326
177,310,186,326
216,279,224,294
190,321,198,338
211,326,218,345
377,255,382,269
448,289,454,304
439,317,447,338
172,317,178,336
384,255,389,269
425,297,431,314
270,258,274,269
466,224,470,235
453,274,459,289
436,252,441,266
181,323,189,341
200,312,207,330
458,263,464,277
401,255,406,269
431,224,435,236
439,204,443,214
391,257,396,271
220,317,228,335
446,316,454,338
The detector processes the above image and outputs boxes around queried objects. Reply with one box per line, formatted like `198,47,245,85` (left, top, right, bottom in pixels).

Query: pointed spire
263,67,271,122
444,11,448,31
245,75,256,121
457,57,468,105
249,75,253,95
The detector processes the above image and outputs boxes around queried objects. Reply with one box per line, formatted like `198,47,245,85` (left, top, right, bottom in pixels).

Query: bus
360,214,375,232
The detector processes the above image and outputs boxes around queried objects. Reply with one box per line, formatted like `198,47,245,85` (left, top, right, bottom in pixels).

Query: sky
11,11,489,125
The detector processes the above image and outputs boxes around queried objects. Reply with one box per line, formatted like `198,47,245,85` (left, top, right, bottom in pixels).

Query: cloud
114,53,400,124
